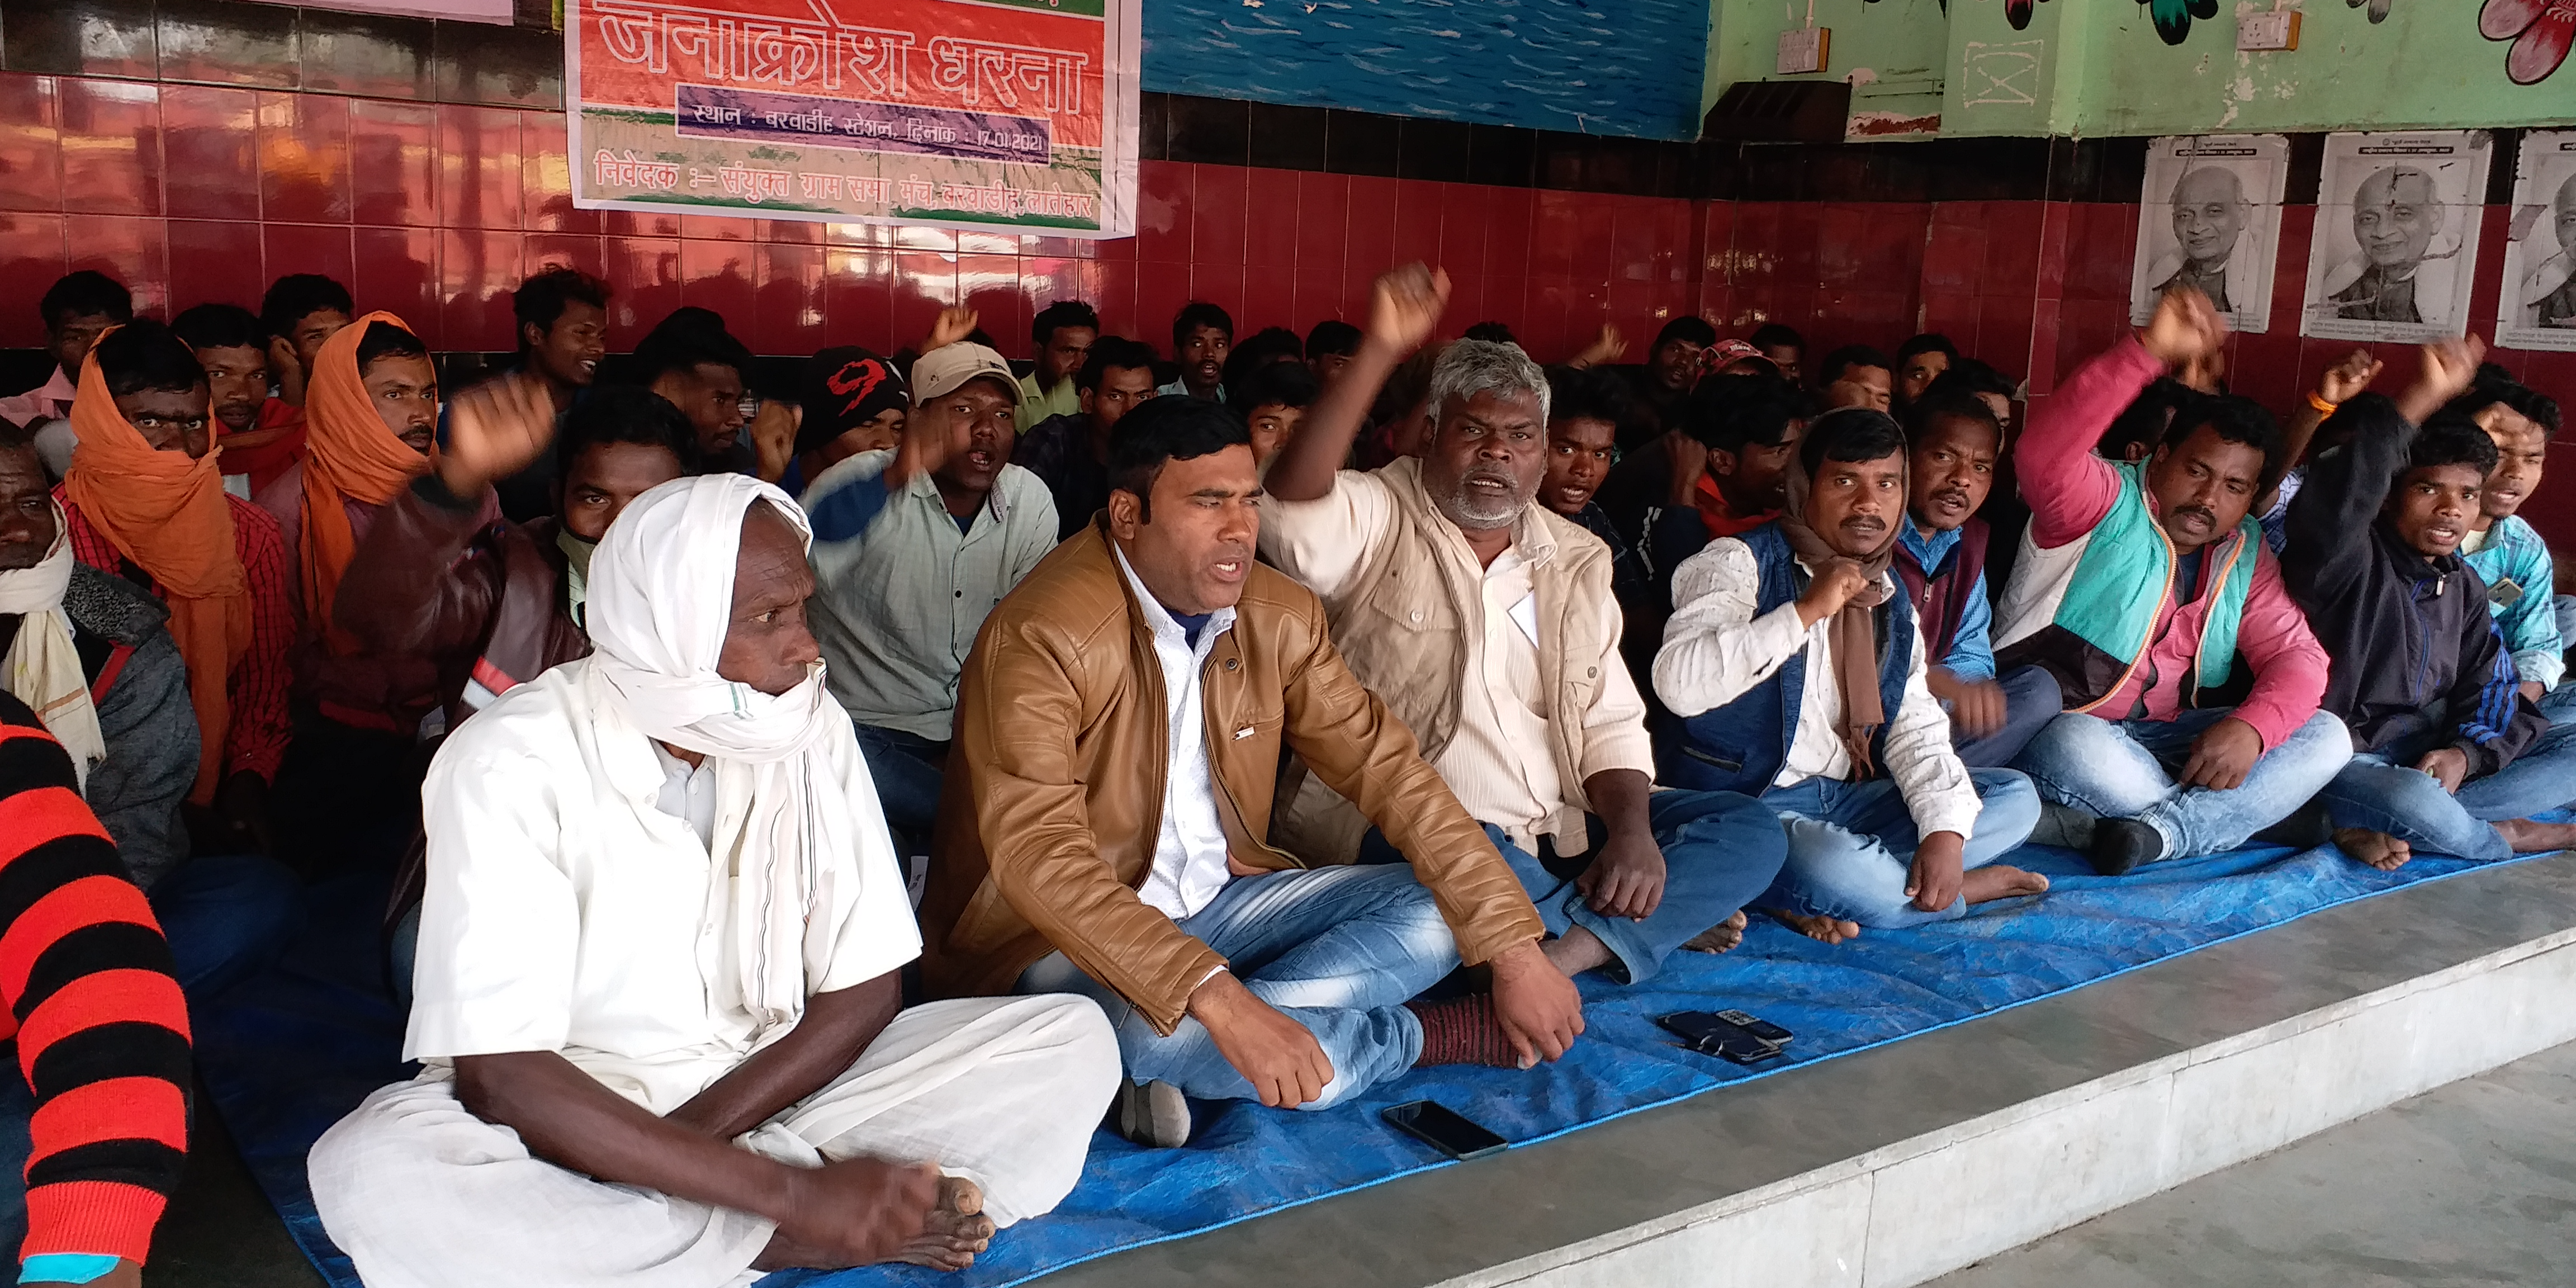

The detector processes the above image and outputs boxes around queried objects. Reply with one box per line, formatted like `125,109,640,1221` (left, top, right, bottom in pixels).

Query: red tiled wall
3,69,2572,549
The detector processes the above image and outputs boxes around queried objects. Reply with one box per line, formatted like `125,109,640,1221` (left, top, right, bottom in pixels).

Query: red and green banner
566,0,1137,236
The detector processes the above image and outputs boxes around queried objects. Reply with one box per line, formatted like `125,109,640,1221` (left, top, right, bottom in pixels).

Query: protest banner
566,0,1138,236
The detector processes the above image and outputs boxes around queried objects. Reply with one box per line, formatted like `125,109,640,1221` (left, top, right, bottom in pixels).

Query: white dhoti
309,995,1120,1288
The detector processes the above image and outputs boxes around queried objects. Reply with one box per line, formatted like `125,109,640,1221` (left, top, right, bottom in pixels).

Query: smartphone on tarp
1658,1011,1788,1065
1382,1100,1509,1161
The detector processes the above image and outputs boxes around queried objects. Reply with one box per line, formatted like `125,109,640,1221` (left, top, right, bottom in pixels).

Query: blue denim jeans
2011,707,2351,860
2319,720,2576,861
149,853,302,999
1953,665,2064,770
1753,769,2039,928
1015,864,1455,1109
850,722,947,849
2539,680,2576,726
1480,790,1786,984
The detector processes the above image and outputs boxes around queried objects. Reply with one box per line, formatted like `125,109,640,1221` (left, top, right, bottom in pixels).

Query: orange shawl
61,340,254,805
298,311,430,652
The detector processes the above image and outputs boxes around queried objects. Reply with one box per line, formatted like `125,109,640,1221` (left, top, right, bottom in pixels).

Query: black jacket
2280,393,2546,776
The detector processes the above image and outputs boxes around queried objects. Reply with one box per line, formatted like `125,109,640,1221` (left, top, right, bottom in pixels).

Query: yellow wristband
2306,391,2340,416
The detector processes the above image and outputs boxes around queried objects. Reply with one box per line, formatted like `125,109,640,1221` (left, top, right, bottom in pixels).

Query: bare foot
2493,818,2576,854
888,1176,994,1271
1682,910,1750,954
751,1229,844,1272
1541,925,1615,977
1961,865,2050,905
1770,910,1861,945
2334,827,2412,870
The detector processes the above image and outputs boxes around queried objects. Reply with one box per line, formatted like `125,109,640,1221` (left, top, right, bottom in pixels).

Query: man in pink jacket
1993,291,2349,875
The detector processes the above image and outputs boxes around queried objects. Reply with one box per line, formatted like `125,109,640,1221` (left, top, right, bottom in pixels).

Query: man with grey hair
2152,167,2252,314
2521,170,2576,330
1260,263,1789,980
2328,166,2447,324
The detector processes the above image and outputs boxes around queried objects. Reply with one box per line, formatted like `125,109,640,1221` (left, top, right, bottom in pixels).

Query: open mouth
964,448,996,471
577,358,599,377
400,429,435,452
1928,490,1970,514
1554,485,1592,507
1211,556,1247,582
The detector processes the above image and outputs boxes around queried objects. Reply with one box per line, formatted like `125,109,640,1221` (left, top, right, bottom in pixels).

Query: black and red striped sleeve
0,695,191,1268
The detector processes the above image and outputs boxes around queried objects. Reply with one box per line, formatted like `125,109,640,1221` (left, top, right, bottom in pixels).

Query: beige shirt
1261,470,1654,851
1653,537,1981,841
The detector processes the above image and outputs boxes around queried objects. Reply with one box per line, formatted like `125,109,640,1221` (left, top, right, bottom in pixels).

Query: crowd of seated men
0,254,2569,1286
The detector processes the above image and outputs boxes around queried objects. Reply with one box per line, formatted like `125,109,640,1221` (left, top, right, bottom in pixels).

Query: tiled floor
1931,1038,2576,1288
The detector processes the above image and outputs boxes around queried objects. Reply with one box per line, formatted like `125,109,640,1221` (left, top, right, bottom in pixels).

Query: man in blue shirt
1896,393,2060,767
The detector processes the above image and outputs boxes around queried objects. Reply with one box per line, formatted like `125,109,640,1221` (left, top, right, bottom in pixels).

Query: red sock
1406,994,1521,1068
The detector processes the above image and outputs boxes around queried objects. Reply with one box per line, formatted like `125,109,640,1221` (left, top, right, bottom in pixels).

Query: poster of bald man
2130,135,2290,334
2497,130,2576,354
2302,131,2494,344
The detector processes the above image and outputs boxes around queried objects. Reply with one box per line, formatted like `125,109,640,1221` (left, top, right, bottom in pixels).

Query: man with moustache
1655,408,2044,947
1898,393,2061,768
2151,167,2255,315
802,342,1057,852
2327,167,2449,325
2283,339,2576,868
171,304,302,498
922,392,1583,1148
1258,265,1789,979
1998,291,2348,875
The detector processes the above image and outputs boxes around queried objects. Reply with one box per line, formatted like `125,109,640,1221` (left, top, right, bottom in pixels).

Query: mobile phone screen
1382,1100,1508,1159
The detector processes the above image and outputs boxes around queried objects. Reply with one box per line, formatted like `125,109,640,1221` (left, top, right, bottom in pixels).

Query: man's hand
922,305,979,353
267,335,307,406
1665,432,1711,508
1188,970,1334,1107
2395,335,2487,425
1488,940,1583,1068
2318,349,2382,405
1925,667,2006,738
1362,263,1451,359
1906,830,1966,913
2414,746,2471,794
2138,287,2226,370
2180,716,2264,790
1569,323,1627,370
1577,827,1666,921
1795,557,1871,628
435,372,557,497
2521,680,2546,706
772,1155,943,1266
749,399,802,485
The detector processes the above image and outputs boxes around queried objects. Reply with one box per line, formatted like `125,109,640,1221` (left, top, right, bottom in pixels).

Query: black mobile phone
1658,1011,1786,1066
1715,1008,1794,1046
1382,1100,1509,1161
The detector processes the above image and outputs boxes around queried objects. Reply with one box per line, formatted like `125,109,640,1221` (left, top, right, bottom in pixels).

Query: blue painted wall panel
1141,0,1711,141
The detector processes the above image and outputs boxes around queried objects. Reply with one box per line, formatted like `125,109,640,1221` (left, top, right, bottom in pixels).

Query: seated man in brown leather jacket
922,396,1585,1148
335,378,700,727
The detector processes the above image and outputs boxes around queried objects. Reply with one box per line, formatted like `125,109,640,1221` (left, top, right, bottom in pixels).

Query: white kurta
311,660,1119,1288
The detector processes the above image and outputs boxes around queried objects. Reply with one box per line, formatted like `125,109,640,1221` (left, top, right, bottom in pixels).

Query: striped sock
1405,993,1521,1068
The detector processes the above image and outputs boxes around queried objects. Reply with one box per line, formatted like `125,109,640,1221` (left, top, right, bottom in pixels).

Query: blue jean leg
2454,719,2576,821
2318,754,2511,861
1490,790,1787,985
1756,769,2041,928
2540,682,2576,726
2015,708,2350,860
1016,864,1455,1108
148,854,302,1000
1955,665,2064,770
850,722,946,847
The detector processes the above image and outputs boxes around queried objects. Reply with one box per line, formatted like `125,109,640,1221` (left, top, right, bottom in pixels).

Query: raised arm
2260,349,2381,514
2283,339,2485,606
2020,290,2224,546
1265,263,1449,503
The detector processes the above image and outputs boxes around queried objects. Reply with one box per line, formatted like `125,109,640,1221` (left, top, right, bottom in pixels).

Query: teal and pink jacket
1991,337,2329,751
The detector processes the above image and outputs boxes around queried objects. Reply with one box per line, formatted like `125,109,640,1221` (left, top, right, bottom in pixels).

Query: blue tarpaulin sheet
191,836,2552,1288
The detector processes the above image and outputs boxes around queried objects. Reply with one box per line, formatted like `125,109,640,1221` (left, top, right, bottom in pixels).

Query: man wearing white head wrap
308,474,1119,1288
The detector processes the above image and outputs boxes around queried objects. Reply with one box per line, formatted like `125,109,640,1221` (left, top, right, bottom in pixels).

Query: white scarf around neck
585,473,843,1034
0,505,103,789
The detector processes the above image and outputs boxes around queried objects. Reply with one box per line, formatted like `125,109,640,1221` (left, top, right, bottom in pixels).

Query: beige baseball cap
910,342,1018,406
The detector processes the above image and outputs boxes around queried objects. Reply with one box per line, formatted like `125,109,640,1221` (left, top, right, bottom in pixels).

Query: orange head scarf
299,311,432,652
61,333,254,805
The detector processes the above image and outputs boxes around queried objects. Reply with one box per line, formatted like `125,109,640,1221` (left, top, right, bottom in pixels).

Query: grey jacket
61,566,198,888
